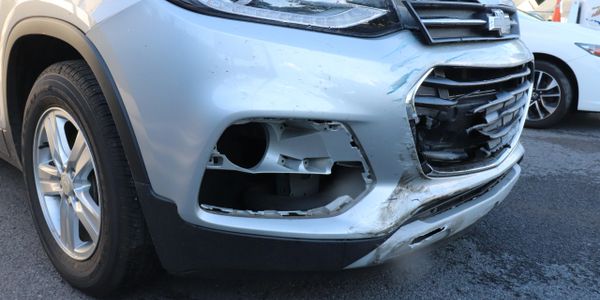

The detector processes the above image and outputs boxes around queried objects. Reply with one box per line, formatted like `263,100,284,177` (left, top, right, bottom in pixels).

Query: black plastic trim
136,182,388,273
2,17,150,184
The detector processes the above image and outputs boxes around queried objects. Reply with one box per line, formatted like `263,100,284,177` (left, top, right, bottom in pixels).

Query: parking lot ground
1,113,599,299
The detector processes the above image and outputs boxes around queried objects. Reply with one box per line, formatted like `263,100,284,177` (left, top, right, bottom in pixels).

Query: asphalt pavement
1,113,599,299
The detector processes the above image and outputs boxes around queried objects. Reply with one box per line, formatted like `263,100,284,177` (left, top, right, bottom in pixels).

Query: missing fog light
216,122,267,169
200,120,373,217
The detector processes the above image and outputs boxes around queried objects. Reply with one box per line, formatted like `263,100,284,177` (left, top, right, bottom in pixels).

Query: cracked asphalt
1,113,599,299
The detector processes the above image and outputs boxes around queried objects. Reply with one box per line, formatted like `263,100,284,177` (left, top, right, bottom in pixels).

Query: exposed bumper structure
348,164,520,268
86,0,532,272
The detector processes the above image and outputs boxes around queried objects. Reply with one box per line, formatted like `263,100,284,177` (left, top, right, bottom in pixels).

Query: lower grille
403,170,508,224
411,63,533,175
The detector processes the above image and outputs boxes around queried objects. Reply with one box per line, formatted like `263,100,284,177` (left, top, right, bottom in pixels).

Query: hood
520,14,600,45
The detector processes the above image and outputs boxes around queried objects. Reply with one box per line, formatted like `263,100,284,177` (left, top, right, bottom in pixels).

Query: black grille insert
411,63,532,175
403,0,519,44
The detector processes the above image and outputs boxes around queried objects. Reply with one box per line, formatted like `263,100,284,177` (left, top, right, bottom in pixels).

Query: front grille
403,0,519,44
411,63,533,175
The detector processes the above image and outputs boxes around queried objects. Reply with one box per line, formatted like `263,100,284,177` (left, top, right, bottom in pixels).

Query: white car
520,11,600,127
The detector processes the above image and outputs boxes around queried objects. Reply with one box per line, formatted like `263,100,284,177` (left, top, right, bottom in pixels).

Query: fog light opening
201,119,372,217
216,122,267,169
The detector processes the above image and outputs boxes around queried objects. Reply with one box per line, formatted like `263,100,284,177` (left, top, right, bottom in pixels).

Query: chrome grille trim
403,0,519,44
423,67,531,88
421,18,487,26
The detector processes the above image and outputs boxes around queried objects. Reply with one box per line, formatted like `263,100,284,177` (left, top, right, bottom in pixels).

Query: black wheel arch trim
3,17,150,184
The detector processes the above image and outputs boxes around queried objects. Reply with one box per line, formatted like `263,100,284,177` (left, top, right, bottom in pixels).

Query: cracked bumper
347,164,521,268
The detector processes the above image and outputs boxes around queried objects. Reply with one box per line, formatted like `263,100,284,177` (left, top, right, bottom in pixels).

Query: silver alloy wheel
528,70,562,121
33,108,101,261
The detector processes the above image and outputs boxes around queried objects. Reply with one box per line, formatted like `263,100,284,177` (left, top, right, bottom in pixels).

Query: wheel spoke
540,78,558,91
38,163,61,195
534,101,544,119
60,198,78,251
540,99,557,114
39,179,61,196
73,186,100,242
44,113,70,172
540,93,560,98
68,132,93,180
39,163,60,179
535,71,544,89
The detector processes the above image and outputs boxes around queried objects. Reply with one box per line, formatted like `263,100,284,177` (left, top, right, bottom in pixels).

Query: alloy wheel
528,70,562,121
33,108,101,261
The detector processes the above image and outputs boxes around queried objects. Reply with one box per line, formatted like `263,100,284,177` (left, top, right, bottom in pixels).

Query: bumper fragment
347,164,520,268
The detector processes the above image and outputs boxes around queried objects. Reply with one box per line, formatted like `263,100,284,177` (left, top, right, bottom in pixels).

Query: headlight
168,0,402,36
575,43,600,57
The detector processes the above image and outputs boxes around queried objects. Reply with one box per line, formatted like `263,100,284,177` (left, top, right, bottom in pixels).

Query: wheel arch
3,17,149,184
532,52,580,111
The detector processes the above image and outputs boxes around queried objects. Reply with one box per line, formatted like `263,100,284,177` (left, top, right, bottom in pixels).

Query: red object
552,0,562,22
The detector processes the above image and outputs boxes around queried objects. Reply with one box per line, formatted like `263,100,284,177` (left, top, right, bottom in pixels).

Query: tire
525,60,574,128
21,60,158,296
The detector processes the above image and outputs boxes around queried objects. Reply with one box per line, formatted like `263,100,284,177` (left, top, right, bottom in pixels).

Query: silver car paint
0,0,532,248
0,0,139,140
85,0,531,239
348,164,521,267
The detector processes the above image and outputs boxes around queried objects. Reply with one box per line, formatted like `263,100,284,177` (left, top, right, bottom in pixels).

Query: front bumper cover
88,0,532,240
87,0,531,272
138,163,520,273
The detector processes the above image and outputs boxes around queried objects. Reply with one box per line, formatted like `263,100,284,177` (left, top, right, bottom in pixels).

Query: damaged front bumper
348,163,521,268
136,149,522,273
88,0,532,273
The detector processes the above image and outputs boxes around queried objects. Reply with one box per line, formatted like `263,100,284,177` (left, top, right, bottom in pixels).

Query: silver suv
0,0,532,296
